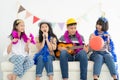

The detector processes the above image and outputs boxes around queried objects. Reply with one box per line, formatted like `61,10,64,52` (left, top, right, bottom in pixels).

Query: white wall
0,0,120,79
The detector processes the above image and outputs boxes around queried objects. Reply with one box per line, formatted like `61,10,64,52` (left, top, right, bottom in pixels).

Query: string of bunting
17,5,40,24
17,5,65,30
17,1,105,30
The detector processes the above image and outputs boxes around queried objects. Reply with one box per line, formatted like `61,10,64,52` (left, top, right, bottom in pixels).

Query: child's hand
50,37,57,44
12,38,19,44
45,32,48,38
43,32,48,39
83,44,89,53
90,33,96,39
104,34,110,43
27,39,31,44
12,38,18,43
25,44,29,53
104,34,109,37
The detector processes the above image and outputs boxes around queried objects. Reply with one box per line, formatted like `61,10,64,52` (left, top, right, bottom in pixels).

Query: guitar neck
70,45,84,50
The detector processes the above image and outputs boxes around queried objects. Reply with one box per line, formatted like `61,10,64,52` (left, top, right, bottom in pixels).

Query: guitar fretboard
67,45,84,50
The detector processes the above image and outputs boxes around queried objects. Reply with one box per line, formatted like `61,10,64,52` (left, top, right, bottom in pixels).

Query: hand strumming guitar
83,44,89,53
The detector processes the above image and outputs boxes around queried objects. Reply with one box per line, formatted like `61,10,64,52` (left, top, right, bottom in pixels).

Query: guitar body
55,42,75,58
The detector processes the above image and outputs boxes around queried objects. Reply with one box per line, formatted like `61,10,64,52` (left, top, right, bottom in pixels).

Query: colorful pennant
58,22,65,30
33,16,40,24
18,5,25,13
25,11,32,19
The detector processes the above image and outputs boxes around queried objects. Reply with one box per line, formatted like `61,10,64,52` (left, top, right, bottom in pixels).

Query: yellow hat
66,18,77,25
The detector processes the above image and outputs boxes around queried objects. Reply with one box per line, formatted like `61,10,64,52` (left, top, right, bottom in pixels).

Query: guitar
55,42,83,58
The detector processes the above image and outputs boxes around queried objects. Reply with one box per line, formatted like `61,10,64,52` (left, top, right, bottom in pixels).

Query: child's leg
90,52,104,79
45,56,53,80
36,56,44,80
49,75,53,80
23,56,34,75
7,74,13,80
12,74,17,80
36,76,40,80
93,75,99,79
7,74,17,80
112,75,117,79
9,55,25,78
103,53,118,79
75,50,88,80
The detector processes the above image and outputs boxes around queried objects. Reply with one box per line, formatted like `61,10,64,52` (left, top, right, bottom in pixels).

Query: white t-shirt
11,39,28,57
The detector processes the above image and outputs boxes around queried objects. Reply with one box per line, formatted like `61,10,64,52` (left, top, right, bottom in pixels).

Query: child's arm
35,37,45,52
104,34,110,44
46,38,53,51
7,42,12,54
25,42,29,53
47,37,57,55
7,38,18,54
50,37,57,50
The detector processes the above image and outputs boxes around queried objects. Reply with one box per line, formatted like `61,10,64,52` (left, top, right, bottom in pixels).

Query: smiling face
40,23,49,33
96,24,102,32
96,17,109,32
16,21,25,33
67,24,77,35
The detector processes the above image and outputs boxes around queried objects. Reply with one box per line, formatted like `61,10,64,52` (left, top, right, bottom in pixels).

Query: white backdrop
0,0,120,79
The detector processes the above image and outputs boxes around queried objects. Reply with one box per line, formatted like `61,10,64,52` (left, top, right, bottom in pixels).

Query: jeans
36,55,54,77
90,51,117,76
60,50,88,80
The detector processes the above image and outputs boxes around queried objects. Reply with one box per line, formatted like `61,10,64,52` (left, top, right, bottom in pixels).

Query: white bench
1,44,113,80
1,60,113,80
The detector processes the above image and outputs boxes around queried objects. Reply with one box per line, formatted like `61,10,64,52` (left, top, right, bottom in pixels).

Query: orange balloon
89,36,104,51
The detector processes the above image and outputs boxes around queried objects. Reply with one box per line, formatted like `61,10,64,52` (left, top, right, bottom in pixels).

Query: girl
7,19,34,80
34,22,57,80
89,17,118,80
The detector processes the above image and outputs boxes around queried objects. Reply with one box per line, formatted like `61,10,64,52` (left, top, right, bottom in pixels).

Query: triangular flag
18,5,25,13
58,22,65,30
33,16,40,24
25,11,32,19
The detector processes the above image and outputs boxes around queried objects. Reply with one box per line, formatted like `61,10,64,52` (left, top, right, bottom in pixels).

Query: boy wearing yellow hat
58,18,88,80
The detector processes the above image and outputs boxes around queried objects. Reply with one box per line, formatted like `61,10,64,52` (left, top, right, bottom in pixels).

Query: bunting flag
58,22,65,30
18,5,25,13
25,11,32,19
17,3,97,26
33,16,40,24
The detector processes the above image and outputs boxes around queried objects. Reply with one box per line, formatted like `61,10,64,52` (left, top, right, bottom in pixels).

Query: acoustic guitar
55,42,83,58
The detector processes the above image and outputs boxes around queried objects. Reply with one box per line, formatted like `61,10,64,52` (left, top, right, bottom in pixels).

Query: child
7,19,34,80
34,22,57,80
89,17,118,80
58,18,88,80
